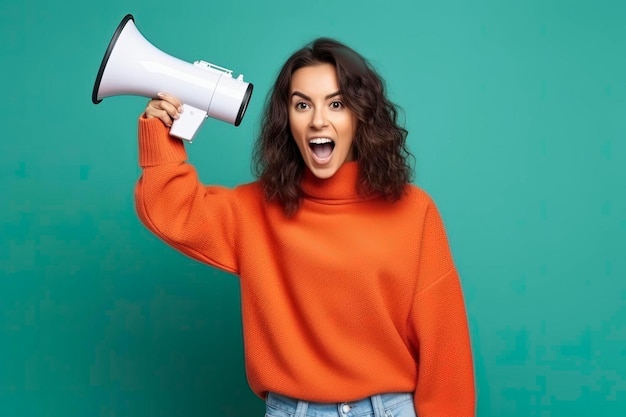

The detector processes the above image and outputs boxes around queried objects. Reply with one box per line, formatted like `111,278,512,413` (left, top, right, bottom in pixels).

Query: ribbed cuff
138,117,187,167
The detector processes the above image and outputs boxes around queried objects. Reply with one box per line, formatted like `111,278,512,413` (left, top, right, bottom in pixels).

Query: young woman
136,38,475,417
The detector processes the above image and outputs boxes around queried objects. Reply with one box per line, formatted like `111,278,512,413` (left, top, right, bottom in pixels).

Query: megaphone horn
92,14,253,142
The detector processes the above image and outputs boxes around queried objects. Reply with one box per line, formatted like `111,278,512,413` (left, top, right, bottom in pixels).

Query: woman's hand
143,93,183,127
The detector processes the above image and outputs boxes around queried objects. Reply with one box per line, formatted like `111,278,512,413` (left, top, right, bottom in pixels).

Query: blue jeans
265,392,417,417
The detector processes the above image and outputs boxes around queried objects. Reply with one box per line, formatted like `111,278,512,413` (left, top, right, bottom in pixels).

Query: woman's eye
296,102,310,110
330,101,343,110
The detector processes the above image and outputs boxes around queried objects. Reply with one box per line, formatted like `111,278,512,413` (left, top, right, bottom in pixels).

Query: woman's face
288,63,357,179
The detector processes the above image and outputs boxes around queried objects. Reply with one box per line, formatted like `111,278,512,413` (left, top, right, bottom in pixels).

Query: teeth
309,137,333,144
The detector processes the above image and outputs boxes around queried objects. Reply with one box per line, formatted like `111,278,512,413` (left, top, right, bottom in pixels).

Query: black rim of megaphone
92,14,135,105
235,83,254,127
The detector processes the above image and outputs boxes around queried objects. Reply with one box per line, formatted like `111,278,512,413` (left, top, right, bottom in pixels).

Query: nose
309,106,328,129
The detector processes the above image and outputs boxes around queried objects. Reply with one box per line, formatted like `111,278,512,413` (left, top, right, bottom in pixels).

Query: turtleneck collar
301,161,376,203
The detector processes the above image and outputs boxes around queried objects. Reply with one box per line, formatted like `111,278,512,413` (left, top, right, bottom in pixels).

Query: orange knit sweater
135,118,475,416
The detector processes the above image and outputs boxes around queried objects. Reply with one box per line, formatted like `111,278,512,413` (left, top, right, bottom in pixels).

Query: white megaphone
92,14,253,142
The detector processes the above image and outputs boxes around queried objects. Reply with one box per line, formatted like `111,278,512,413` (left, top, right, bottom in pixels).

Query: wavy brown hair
253,38,413,215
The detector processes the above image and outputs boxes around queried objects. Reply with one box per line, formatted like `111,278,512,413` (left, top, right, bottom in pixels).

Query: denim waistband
266,392,414,417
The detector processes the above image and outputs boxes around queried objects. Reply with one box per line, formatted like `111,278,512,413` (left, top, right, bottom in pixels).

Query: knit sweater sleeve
410,198,475,416
134,117,239,274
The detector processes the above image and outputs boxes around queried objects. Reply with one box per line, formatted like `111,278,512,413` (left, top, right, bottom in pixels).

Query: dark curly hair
252,38,413,215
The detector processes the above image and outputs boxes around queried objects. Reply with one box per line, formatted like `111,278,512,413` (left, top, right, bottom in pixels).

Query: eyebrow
290,91,341,101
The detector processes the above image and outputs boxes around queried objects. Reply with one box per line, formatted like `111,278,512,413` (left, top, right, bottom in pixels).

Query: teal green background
2,0,625,416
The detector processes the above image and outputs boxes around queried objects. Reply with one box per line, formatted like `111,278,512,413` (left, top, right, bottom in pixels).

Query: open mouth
308,138,335,161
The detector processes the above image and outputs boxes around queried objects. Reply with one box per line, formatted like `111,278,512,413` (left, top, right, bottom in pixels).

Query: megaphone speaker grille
235,83,254,127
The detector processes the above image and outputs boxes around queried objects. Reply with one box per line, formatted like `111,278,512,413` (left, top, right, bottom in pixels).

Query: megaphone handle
169,104,208,142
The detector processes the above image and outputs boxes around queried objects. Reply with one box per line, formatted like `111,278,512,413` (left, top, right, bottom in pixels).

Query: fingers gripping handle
169,104,207,142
